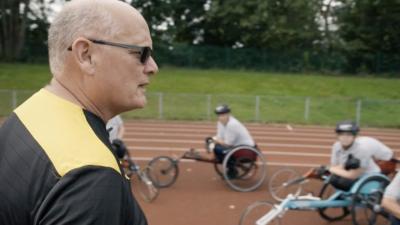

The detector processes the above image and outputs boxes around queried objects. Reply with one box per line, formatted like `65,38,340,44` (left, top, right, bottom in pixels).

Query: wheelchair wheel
135,169,159,202
351,175,390,225
146,156,179,188
222,146,267,192
318,182,350,221
239,201,280,225
268,167,302,202
214,162,224,177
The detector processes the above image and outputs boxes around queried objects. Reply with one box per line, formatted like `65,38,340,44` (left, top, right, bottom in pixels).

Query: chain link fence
154,43,400,74
2,89,399,127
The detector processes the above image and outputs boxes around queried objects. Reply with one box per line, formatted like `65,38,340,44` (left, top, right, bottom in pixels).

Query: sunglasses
67,39,152,64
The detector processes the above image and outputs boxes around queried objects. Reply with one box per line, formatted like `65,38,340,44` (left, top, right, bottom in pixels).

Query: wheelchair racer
210,104,256,178
318,120,394,191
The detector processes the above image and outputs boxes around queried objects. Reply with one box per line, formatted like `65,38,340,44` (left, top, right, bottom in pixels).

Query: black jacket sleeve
34,166,147,225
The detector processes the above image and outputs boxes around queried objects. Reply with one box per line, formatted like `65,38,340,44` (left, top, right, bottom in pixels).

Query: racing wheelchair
145,138,267,192
239,158,399,225
112,139,159,203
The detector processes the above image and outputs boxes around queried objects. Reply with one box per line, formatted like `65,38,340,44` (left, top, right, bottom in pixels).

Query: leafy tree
1,0,52,61
0,0,31,60
334,0,400,73
130,0,208,44
201,0,322,51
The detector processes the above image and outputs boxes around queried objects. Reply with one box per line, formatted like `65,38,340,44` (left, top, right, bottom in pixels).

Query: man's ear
71,38,96,75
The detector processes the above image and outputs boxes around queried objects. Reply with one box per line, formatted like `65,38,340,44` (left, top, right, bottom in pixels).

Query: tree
130,0,208,45
201,0,322,51
334,0,400,73
0,0,52,61
0,0,30,60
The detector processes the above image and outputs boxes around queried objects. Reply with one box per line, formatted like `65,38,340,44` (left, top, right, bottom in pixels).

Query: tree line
1,0,399,74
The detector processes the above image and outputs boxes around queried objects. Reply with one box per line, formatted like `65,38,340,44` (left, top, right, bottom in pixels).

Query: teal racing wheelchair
240,158,399,225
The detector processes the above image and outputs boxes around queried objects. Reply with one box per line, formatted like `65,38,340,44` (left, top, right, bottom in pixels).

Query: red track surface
126,120,400,225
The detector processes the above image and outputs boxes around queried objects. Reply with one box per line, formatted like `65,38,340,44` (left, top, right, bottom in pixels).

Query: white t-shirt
331,136,393,173
384,172,400,203
216,116,255,147
106,115,124,143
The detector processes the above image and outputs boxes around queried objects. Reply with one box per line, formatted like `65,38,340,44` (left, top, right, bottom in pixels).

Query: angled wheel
146,156,179,188
351,175,390,225
318,182,350,221
239,201,280,225
222,146,267,192
214,162,224,177
268,167,303,202
135,169,159,202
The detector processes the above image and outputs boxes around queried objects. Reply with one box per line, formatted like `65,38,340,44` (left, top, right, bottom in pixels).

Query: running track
125,120,400,225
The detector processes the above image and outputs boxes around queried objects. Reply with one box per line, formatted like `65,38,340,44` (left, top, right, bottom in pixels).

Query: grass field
1,63,400,127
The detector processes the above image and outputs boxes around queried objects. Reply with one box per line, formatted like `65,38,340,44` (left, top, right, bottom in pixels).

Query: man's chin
132,98,147,109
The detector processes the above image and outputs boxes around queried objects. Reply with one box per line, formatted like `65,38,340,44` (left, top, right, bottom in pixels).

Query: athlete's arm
329,165,364,180
382,197,400,219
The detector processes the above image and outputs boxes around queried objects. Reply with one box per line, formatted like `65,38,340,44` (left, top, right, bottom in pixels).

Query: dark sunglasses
67,39,152,64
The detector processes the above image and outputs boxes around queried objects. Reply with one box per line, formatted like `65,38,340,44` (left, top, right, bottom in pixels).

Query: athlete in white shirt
210,105,256,178
328,120,393,190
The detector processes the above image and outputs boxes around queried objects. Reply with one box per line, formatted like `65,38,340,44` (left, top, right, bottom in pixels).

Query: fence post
206,94,212,120
158,92,163,119
225,47,230,68
189,48,193,67
356,99,362,125
304,97,310,121
255,96,260,121
11,90,17,109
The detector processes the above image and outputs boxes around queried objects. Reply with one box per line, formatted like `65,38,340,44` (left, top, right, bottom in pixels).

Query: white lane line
123,133,400,146
123,129,400,141
125,138,400,150
129,146,331,157
125,123,400,133
125,126,400,138
131,156,321,168
124,132,335,143
124,138,331,149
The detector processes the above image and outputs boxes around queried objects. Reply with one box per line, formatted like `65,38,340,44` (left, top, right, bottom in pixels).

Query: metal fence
1,89,400,127
154,43,400,74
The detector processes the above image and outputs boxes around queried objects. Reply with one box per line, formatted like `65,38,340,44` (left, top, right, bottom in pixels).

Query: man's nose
144,57,158,76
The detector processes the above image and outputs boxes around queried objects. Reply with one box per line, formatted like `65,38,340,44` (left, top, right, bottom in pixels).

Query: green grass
150,67,400,99
1,63,400,127
0,63,52,90
1,63,400,99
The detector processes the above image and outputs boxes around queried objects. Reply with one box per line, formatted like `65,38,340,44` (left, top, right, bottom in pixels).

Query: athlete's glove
344,154,361,170
205,136,214,144
112,139,128,159
205,137,215,153
315,165,329,177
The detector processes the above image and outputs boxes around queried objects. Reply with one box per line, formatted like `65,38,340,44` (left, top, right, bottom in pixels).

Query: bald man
0,0,157,224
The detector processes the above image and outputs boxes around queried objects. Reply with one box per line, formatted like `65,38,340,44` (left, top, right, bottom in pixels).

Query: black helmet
214,104,231,115
335,120,359,135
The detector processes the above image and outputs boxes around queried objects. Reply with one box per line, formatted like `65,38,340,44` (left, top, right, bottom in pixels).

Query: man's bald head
48,0,147,76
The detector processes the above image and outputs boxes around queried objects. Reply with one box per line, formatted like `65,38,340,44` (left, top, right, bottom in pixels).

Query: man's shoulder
356,136,377,143
227,116,244,128
332,141,342,152
356,136,383,149
14,89,121,177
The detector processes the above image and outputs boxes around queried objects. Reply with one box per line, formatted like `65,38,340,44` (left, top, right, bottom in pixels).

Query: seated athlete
326,120,393,190
210,104,256,178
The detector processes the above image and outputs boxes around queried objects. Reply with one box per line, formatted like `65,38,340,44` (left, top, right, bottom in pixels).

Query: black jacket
0,89,147,225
